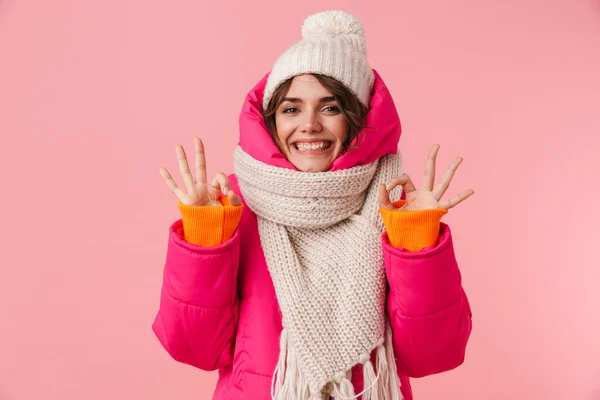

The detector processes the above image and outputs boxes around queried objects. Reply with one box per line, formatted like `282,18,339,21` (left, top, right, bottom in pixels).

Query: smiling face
271,75,348,172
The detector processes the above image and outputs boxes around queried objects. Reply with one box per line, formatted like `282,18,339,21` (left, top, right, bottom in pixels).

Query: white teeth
295,142,329,151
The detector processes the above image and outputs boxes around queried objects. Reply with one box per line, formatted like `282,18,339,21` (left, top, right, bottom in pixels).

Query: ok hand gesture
379,144,474,211
159,137,242,207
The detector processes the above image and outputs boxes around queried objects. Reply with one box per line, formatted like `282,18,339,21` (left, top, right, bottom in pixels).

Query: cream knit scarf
233,145,404,400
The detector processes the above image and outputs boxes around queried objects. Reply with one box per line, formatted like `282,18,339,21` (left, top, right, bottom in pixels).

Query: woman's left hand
379,144,475,211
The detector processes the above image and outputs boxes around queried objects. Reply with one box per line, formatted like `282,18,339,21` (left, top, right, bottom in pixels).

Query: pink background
1,1,599,399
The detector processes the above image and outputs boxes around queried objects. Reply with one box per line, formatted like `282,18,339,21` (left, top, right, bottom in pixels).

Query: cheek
275,118,294,140
328,117,348,142
274,117,293,148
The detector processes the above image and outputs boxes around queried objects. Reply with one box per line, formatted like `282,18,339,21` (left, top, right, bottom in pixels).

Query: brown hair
261,74,370,152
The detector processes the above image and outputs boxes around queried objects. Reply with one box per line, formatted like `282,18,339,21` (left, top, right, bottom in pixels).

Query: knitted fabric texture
233,145,404,399
262,10,375,110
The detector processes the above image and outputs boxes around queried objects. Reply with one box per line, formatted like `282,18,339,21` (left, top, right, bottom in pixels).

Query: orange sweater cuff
379,200,448,252
177,195,244,247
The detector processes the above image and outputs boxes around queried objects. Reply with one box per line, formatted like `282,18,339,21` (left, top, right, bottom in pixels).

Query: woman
154,10,474,400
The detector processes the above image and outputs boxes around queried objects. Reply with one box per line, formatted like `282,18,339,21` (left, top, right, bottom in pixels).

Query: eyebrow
282,96,336,103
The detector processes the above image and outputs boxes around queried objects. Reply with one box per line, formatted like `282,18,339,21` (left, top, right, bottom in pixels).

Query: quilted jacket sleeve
152,215,242,371
382,222,473,378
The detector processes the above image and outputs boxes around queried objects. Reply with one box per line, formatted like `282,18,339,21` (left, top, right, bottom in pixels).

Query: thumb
227,189,243,206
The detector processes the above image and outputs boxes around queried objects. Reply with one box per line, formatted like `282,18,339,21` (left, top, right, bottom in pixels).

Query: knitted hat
262,10,375,110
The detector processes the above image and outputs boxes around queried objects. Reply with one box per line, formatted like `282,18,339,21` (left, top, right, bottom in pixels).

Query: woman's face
274,74,348,172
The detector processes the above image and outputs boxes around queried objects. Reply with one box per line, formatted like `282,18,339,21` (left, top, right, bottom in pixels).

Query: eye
322,105,340,113
282,107,299,114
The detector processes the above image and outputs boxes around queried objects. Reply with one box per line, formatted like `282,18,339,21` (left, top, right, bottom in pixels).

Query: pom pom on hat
301,10,365,39
262,10,374,110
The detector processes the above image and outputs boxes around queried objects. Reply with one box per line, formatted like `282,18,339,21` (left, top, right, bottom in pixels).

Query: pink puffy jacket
152,71,473,399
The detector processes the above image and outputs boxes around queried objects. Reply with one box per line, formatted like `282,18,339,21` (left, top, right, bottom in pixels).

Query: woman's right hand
159,137,242,207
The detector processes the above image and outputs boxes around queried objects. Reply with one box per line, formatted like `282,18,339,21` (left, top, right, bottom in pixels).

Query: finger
378,183,394,209
438,189,475,210
421,144,440,192
210,172,230,194
432,157,463,200
176,145,195,192
159,167,186,202
227,189,243,206
194,137,208,184
386,174,417,194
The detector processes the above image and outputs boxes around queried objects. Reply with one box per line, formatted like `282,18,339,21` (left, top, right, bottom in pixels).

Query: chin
295,163,331,172
285,147,343,172
285,156,331,172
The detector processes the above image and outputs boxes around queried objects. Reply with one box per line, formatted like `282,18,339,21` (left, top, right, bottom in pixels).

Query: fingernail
223,187,229,194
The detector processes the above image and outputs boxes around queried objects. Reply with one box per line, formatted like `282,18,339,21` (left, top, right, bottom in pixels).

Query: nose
301,111,322,134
